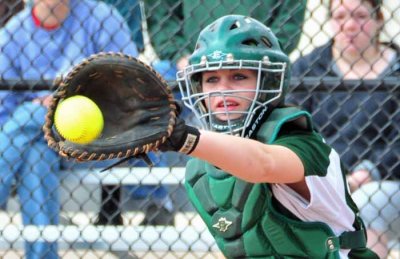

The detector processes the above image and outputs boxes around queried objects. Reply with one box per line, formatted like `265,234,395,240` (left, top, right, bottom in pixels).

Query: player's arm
190,130,305,184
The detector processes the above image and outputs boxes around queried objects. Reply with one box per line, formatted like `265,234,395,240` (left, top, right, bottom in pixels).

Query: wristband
178,126,200,154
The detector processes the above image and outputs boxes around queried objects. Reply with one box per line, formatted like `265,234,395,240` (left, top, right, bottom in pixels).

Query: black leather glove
158,117,201,154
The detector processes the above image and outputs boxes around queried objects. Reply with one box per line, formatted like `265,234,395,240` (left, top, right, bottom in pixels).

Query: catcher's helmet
177,15,290,137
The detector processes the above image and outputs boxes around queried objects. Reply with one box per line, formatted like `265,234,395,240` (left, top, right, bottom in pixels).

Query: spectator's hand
32,94,53,108
177,55,190,70
347,170,372,192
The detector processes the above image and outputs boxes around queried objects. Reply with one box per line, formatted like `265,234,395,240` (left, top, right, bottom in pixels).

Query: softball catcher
44,15,379,259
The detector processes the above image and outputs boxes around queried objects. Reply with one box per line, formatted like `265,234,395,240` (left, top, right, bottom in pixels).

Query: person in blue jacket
289,0,400,257
0,0,138,258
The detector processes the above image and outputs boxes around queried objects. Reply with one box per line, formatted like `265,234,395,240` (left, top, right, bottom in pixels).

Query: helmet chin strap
208,105,271,139
210,118,244,135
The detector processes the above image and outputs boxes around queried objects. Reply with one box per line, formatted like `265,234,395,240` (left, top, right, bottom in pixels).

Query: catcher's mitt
43,52,178,161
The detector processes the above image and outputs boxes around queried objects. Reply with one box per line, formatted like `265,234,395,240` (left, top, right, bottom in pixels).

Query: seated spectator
0,0,138,258
289,0,400,257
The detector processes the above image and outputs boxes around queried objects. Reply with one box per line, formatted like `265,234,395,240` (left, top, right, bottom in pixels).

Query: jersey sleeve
272,131,333,177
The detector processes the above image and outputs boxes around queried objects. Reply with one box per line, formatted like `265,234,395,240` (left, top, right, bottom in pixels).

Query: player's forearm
190,130,304,183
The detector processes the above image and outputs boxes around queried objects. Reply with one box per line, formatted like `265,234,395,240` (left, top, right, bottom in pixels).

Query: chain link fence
0,0,399,258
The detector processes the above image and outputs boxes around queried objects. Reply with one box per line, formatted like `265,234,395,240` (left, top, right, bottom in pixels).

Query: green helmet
177,15,291,137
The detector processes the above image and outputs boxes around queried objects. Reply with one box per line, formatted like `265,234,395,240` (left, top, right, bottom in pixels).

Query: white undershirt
271,150,355,258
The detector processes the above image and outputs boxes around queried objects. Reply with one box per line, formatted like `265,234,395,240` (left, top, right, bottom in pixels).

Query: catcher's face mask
177,15,290,137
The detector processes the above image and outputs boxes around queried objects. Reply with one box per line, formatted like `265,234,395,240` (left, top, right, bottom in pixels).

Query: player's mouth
215,100,239,111
343,34,359,42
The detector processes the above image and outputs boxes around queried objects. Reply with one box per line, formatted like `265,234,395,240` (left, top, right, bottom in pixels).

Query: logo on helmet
208,50,227,60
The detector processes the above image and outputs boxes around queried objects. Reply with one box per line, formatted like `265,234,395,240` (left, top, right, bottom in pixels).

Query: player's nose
214,77,231,91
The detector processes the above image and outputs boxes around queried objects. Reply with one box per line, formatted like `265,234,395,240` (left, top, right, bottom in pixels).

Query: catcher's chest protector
185,107,372,259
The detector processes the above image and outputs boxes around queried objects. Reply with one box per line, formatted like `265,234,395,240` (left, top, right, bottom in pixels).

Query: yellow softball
54,95,104,144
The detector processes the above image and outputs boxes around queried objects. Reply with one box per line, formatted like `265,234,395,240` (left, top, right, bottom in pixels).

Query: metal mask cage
177,58,287,136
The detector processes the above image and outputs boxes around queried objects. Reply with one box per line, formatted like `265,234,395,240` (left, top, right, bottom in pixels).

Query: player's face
330,0,382,55
201,69,257,121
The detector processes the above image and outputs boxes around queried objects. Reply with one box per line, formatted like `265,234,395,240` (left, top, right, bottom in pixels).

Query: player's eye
354,12,369,21
332,12,346,21
233,74,247,80
204,76,219,83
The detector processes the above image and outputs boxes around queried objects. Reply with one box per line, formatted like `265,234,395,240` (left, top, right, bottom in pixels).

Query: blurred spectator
0,0,24,27
289,0,400,257
146,0,307,70
0,0,137,258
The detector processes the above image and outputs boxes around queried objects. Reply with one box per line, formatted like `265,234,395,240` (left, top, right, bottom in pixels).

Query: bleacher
0,167,220,256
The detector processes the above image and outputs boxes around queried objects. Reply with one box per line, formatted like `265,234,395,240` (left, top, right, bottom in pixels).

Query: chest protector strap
185,107,374,258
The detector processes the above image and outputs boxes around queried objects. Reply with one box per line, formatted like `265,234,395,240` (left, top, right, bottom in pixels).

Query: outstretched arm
191,130,305,184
